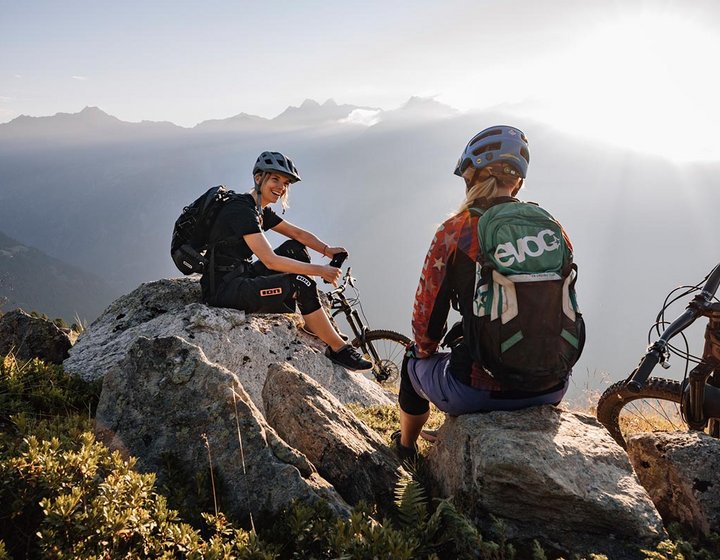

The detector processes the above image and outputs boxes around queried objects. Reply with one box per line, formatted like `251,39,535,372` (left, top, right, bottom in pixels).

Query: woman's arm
272,220,346,258
412,218,460,358
244,231,341,284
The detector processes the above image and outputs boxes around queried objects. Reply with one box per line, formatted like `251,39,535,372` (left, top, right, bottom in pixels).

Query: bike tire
596,377,683,450
352,329,410,386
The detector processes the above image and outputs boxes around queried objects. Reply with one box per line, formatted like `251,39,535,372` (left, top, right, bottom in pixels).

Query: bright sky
2,0,720,160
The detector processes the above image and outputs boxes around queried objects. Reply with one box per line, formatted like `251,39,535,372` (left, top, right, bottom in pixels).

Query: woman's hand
319,264,342,286
325,246,347,258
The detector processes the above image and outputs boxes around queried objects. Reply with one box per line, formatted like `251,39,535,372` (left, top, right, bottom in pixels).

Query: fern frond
394,474,428,528
430,500,481,548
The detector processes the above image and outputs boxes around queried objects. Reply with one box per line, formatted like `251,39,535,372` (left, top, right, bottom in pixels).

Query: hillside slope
0,230,118,322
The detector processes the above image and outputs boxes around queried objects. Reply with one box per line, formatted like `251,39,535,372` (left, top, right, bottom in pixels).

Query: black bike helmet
253,151,301,183
453,126,530,179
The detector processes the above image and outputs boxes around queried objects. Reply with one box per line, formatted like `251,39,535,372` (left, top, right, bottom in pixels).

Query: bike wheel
352,329,410,386
596,378,683,449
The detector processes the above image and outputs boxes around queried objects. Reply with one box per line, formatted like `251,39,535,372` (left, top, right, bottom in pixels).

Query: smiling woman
527,12,720,161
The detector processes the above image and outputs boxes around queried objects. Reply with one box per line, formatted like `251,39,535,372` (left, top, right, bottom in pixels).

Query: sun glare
526,12,720,161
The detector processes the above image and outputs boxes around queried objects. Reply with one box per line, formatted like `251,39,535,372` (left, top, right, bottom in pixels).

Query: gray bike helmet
253,151,301,183
453,126,530,179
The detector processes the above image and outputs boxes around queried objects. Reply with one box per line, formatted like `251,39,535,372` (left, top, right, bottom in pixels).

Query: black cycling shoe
390,430,419,464
325,344,372,372
301,325,349,342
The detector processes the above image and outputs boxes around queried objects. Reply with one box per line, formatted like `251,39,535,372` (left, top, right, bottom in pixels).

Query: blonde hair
280,190,290,212
456,167,523,215
456,175,499,214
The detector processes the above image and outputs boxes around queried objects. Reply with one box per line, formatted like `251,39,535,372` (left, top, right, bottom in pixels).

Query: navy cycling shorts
400,352,569,416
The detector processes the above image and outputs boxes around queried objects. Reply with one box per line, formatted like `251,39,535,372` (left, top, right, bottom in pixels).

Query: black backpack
464,201,585,392
170,186,235,275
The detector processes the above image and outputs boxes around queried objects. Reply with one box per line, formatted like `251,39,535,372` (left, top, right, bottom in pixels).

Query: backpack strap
205,240,250,304
468,205,495,280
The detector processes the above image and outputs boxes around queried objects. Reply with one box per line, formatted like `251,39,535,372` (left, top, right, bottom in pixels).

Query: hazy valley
1,99,718,402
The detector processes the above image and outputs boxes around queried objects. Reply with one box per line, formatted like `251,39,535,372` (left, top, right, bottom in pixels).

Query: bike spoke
355,331,410,386
619,399,683,435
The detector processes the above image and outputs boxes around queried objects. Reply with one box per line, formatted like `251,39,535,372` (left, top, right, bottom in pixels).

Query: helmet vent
520,147,530,163
472,142,501,156
472,129,502,144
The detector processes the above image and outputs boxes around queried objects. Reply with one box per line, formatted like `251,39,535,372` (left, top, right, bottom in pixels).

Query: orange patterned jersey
412,208,503,390
413,211,472,356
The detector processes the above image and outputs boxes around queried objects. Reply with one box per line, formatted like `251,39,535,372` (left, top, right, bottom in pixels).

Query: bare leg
303,308,346,351
400,408,430,448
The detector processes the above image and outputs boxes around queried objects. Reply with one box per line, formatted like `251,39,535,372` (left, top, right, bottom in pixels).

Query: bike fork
709,419,720,437
684,361,720,431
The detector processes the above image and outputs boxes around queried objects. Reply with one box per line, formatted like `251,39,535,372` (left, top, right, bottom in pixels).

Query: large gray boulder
0,308,73,363
65,277,392,413
262,362,406,518
627,431,720,538
427,406,665,559
95,335,350,523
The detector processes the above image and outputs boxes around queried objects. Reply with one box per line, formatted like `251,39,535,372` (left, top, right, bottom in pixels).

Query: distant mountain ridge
1,97,453,135
4,106,182,133
0,230,117,322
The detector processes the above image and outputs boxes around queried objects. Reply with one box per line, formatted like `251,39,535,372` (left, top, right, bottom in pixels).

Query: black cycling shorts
398,353,431,415
213,240,322,315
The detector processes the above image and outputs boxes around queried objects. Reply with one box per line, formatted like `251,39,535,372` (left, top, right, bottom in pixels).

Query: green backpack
464,201,585,391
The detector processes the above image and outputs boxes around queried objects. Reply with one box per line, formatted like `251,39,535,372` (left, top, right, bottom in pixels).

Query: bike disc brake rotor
373,359,400,384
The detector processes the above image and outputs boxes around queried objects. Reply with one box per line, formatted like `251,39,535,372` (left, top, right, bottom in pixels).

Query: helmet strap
511,179,524,197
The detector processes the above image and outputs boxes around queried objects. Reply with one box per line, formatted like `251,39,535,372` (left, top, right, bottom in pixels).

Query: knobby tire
596,377,683,449
352,329,410,386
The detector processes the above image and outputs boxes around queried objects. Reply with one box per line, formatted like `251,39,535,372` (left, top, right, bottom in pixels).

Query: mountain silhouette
3,106,183,144
270,98,381,127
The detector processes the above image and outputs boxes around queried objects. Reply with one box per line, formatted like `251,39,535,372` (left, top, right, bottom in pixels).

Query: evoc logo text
494,229,560,267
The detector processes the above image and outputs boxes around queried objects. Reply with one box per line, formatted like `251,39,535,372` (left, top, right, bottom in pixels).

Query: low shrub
3,353,716,559
0,353,101,426
1,430,276,559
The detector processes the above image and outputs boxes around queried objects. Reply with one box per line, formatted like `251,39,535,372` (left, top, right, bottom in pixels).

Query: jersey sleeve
222,201,263,237
262,206,283,231
412,217,462,357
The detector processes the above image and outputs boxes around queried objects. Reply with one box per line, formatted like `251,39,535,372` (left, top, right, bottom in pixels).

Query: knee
399,356,430,415
293,274,317,292
276,240,310,263
293,274,321,314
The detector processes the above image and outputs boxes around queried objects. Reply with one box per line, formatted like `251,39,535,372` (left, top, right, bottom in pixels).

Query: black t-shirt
207,192,283,267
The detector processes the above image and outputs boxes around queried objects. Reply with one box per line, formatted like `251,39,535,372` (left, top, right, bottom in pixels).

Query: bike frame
685,310,720,432
327,270,392,382
625,264,720,433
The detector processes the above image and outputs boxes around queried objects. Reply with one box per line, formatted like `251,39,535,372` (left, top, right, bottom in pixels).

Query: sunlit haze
516,13,720,161
1,0,719,162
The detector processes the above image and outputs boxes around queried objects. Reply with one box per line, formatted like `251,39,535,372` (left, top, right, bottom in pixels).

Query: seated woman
201,150,371,372
394,126,580,460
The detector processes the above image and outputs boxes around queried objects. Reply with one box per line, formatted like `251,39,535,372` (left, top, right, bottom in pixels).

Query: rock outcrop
95,335,350,523
262,362,406,517
627,431,720,538
427,406,665,559
0,308,73,363
65,278,392,413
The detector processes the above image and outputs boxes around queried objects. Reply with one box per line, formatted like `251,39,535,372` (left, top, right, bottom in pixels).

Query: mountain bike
596,262,720,449
325,265,410,385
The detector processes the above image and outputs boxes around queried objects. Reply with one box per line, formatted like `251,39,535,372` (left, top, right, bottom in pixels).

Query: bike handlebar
626,352,662,392
702,263,720,300
323,252,349,284
328,267,356,297
626,262,720,391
